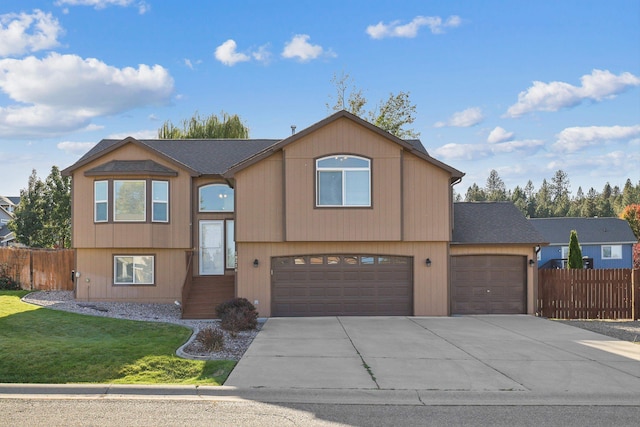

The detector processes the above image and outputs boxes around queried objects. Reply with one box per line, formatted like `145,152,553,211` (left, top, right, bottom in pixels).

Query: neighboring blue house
529,217,637,269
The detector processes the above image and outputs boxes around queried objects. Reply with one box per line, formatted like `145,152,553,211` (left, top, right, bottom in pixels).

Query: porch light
253,259,259,268
529,259,535,267
425,258,431,267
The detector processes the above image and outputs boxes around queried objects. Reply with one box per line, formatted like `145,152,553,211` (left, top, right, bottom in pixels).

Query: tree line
458,169,640,220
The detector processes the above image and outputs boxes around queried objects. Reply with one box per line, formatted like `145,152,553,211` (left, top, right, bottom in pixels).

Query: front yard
0,291,234,384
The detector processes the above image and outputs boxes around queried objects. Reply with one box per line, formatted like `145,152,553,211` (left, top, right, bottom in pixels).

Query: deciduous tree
158,111,249,139
327,71,419,138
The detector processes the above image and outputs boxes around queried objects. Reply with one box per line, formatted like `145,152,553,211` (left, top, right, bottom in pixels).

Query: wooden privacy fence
0,247,74,291
538,268,639,320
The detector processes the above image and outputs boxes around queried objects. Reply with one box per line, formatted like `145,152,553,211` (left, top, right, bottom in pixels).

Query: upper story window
602,245,622,259
94,179,169,223
316,155,371,207
152,181,169,222
114,180,146,222
94,181,108,222
199,184,234,212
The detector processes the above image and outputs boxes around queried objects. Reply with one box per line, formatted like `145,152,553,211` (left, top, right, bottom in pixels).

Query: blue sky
1,0,639,197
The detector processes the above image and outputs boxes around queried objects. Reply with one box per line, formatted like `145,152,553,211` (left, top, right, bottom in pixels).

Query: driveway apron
224,316,640,394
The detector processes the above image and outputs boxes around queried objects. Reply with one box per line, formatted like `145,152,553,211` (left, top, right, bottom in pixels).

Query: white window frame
601,245,622,260
114,180,146,222
151,180,169,223
94,180,108,223
199,184,234,212
113,255,154,285
316,155,371,207
226,220,235,269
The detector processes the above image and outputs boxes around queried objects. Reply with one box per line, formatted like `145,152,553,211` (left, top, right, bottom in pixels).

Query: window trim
113,179,147,222
315,155,371,207
198,183,235,213
94,180,108,223
151,180,169,223
113,254,155,286
226,220,235,269
601,245,622,260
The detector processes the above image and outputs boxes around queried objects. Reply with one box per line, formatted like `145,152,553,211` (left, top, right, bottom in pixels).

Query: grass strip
0,291,234,385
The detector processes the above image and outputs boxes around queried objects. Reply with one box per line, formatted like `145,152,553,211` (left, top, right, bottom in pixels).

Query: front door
199,220,224,275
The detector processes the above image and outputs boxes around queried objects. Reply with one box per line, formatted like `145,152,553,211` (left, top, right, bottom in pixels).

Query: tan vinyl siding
74,248,186,303
236,241,449,317
70,143,191,249
234,152,284,242
283,117,402,242
402,152,452,242
450,245,538,314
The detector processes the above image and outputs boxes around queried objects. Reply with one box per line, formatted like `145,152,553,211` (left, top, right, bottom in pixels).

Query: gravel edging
554,319,640,343
20,291,262,361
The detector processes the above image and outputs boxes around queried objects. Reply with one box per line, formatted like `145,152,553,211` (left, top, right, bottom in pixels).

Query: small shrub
215,298,258,336
195,327,224,352
0,263,20,290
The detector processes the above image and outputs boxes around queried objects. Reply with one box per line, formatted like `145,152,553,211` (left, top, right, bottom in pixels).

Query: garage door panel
451,255,525,315
272,255,413,316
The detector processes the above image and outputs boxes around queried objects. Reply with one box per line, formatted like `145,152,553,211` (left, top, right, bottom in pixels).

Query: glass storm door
199,220,224,275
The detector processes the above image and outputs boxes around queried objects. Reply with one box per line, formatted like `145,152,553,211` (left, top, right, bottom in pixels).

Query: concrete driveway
225,316,640,394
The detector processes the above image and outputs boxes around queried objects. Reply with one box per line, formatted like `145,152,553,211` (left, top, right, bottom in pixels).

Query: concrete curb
1,384,640,406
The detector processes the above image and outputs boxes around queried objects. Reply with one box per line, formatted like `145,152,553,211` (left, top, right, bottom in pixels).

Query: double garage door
271,255,413,316
450,255,526,315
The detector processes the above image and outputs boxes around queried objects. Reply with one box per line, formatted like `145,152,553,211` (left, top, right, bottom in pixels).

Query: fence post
631,269,640,320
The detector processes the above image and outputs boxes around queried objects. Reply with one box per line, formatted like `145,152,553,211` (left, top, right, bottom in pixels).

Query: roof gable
452,202,547,245
224,110,464,181
62,137,279,177
529,217,637,245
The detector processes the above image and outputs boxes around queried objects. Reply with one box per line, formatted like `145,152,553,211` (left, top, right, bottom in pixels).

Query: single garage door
271,255,413,316
451,255,526,315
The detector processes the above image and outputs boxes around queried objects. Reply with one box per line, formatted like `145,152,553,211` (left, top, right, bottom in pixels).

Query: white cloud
214,39,250,66
0,10,63,57
553,125,640,153
55,0,150,14
366,15,461,39
433,142,489,160
433,139,543,160
487,126,515,143
434,107,483,128
107,129,158,140
0,53,174,138
57,141,96,155
282,34,334,62
252,44,272,64
505,69,640,117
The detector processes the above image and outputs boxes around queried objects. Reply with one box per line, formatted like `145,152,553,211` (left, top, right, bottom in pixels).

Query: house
62,110,543,318
0,198,17,247
529,217,637,269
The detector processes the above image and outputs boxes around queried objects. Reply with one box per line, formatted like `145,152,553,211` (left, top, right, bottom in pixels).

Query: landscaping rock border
21,291,262,361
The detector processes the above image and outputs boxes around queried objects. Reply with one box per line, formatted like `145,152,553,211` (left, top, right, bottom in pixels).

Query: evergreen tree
523,180,537,218
9,170,46,247
511,185,527,216
464,183,486,201
485,169,507,201
567,230,583,269
535,179,552,217
581,188,598,217
8,167,72,248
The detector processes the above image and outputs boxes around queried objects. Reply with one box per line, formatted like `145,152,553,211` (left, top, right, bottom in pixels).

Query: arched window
199,184,234,212
316,155,371,207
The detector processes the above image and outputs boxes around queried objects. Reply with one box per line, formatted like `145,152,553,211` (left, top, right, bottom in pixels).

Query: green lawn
0,291,235,385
